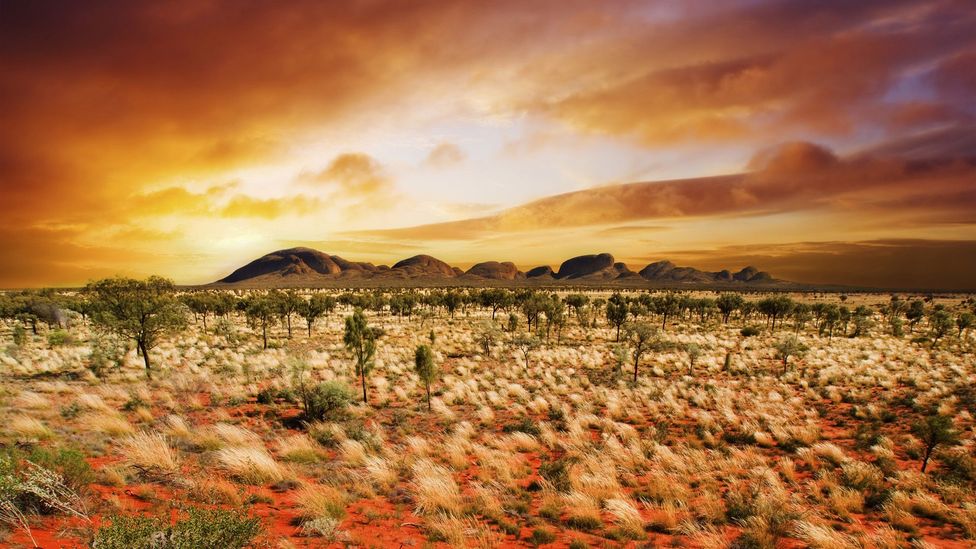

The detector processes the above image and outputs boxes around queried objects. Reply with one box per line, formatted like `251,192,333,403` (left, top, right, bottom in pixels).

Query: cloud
220,195,321,219
424,142,466,168
307,153,392,198
353,135,976,239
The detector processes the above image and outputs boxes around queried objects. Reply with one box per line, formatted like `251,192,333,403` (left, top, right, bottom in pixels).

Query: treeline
2,278,974,379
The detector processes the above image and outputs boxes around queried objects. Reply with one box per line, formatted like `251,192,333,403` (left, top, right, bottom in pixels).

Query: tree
414,344,437,411
301,294,336,336
273,290,302,339
956,312,974,338
773,335,808,375
624,322,657,383
757,296,794,332
244,295,277,349
181,292,215,332
510,333,541,370
911,414,959,473
906,300,925,333
507,313,518,333
344,308,382,404
479,289,513,320
564,294,590,325
606,293,629,342
476,321,502,354
86,276,188,379
928,308,953,348
685,343,702,375
716,293,744,324
442,291,463,319
651,293,681,329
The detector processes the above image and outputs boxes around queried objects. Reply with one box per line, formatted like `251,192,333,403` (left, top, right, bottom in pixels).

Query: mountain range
212,247,785,288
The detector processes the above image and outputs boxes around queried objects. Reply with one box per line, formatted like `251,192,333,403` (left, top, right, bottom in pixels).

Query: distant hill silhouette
214,248,791,288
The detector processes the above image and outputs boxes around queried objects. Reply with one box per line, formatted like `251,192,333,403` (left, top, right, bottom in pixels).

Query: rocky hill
214,248,786,287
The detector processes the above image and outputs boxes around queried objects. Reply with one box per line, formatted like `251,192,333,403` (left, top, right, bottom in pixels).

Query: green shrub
301,381,353,422
28,447,94,493
528,527,556,546
92,508,261,549
47,329,74,347
740,326,761,337
503,416,541,436
12,324,26,346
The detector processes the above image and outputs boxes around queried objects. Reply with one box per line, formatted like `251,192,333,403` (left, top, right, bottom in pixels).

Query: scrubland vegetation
0,282,975,547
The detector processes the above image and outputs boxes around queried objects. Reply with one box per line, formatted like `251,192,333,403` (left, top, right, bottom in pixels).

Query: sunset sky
1,0,975,289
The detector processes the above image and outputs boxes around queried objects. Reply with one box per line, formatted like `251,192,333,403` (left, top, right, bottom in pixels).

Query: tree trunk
262,323,268,349
361,371,369,404
615,324,621,342
921,446,933,472
138,339,152,380
202,314,208,332
633,358,638,383
286,315,292,338
426,383,431,411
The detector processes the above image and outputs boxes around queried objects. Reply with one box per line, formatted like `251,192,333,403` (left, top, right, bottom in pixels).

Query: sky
1,0,975,289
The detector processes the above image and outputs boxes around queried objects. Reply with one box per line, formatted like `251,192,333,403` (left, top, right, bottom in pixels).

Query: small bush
740,326,761,337
302,381,353,422
92,508,261,549
28,447,94,493
47,329,74,347
503,416,541,436
528,527,556,546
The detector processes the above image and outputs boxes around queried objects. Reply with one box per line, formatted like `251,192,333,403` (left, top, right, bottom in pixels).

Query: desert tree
791,303,812,334
685,342,702,375
606,293,629,342
624,322,658,383
716,293,744,324
906,300,925,333
476,321,502,355
272,290,302,338
758,295,794,332
85,276,188,379
928,307,953,348
564,294,590,325
442,291,463,319
849,305,874,337
344,308,383,404
651,293,681,329
521,292,548,332
510,332,541,370
956,312,974,338
414,344,437,411
244,295,277,349
773,334,808,375
479,288,513,320
180,292,215,332
507,312,519,333
543,296,565,342
911,414,959,473
300,293,336,336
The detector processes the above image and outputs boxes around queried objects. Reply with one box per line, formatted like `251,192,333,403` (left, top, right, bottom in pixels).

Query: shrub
301,381,353,422
47,329,74,346
91,507,261,548
27,447,94,494
740,326,761,337
503,416,541,436
528,527,556,546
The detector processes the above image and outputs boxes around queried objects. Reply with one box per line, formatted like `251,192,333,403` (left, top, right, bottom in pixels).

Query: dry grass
216,446,288,484
120,431,180,474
